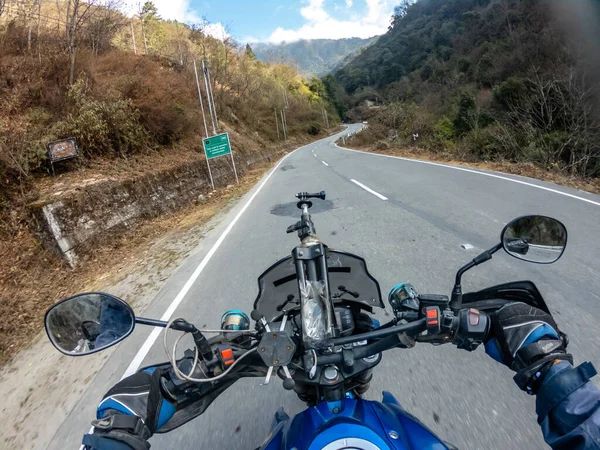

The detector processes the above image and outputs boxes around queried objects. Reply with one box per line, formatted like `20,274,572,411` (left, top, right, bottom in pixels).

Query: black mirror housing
501,215,567,264
45,292,135,356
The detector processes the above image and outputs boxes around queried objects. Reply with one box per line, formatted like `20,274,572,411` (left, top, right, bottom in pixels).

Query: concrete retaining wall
29,148,283,267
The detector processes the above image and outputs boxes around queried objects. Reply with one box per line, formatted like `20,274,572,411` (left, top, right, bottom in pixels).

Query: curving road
48,124,600,450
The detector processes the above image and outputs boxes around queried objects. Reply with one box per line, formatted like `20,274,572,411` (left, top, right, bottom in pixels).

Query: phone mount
295,191,326,210
286,191,326,240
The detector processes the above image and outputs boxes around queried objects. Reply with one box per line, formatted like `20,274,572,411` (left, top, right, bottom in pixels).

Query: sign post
202,133,239,186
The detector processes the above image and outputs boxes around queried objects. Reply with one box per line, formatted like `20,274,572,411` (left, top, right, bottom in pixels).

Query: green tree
307,77,326,98
454,91,477,136
139,1,164,54
245,43,257,60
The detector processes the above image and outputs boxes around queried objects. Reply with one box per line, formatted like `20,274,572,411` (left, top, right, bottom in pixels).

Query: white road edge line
79,147,298,448
336,144,600,208
322,161,329,166
124,151,297,376
351,179,388,201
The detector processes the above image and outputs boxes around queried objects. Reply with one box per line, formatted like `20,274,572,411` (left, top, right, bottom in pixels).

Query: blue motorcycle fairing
260,393,449,450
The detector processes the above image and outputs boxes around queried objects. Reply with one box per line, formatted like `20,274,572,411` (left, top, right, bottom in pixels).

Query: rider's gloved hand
82,367,176,450
485,302,572,394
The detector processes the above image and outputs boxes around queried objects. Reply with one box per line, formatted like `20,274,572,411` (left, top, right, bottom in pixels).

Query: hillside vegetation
252,37,377,77
0,0,339,361
0,0,338,212
327,0,600,179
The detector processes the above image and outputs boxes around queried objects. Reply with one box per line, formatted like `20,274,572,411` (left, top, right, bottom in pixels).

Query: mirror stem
136,317,197,333
450,243,503,310
136,317,169,328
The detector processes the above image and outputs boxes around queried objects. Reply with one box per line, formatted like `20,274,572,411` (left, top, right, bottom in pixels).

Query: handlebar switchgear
452,308,490,351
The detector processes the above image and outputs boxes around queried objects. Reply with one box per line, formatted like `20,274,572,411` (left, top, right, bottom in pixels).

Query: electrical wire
163,317,257,383
195,329,256,334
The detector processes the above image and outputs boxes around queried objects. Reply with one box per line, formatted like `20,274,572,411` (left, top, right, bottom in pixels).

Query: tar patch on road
280,165,295,171
270,200,334,217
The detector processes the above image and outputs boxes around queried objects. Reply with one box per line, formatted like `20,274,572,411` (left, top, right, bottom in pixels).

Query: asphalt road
48,124,600,450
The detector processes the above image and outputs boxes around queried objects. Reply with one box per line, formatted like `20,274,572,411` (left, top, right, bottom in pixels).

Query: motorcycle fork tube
293,244,338,344
316,252,336,338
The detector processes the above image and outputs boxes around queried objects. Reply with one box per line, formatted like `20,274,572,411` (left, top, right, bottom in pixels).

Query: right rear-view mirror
501,216,567,264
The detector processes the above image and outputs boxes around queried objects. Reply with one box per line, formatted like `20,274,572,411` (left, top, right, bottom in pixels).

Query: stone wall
29,147,283,267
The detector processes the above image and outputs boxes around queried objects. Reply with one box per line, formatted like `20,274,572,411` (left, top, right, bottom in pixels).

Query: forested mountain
327,0,600,179
252,37,377,77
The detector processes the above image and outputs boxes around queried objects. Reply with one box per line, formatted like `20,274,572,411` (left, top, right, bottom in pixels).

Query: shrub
375,140,390,150
434,117,456,142
306,122,322,135
52,78,148,157
454,91,477,135
458,127,502,161
0,108,54,180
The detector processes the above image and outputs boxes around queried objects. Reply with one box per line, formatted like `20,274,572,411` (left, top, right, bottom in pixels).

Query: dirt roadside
0,160,278,450
337,142,600,196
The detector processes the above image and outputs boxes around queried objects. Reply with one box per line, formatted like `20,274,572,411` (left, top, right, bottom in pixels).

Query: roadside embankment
335,136,600,196
0,127,336,366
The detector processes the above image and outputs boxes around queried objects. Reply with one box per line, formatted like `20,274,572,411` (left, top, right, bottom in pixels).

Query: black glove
82,368,176,450
485,303,572,394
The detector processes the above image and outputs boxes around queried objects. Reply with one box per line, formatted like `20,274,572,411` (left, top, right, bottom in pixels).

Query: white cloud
121,0,228,40
301,0,329,22
267,0,394,43
203,22,229,40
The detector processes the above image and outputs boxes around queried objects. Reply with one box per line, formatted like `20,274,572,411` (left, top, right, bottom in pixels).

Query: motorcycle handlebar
331,319,427,346
171,308,491,387
315,308,491,366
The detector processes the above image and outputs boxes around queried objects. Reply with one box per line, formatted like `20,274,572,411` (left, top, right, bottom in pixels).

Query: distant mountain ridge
251,37,378,77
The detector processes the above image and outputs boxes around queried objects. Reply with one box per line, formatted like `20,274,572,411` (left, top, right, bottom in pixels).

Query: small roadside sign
47,137,79,176
203,133,231,160
201,132,239,189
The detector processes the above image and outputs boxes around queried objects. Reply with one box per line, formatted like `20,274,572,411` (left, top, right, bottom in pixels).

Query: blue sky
145,0,397,43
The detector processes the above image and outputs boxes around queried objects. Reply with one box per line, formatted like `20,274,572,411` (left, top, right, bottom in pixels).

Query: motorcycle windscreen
253,250,384,321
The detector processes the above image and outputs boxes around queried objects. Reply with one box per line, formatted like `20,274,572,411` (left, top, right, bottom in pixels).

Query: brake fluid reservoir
221,310,250,331
388,283,419,312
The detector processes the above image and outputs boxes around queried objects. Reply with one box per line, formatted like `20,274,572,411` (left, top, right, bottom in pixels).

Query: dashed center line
350,179,388,200
322,161,329,166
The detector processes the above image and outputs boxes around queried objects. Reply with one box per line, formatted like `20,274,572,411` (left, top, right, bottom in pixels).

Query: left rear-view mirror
45,292,134,356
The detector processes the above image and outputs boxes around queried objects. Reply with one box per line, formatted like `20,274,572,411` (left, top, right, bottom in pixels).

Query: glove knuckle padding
491,303,561,367
100,369,166,434
489,303,573,393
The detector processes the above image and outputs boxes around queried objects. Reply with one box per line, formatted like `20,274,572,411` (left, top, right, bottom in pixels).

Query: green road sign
203,133,231,160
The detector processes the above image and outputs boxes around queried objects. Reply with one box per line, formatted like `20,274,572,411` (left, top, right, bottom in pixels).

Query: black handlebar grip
282,378,295,390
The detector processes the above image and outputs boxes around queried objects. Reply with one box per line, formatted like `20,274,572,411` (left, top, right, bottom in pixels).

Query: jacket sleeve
536,361,600,449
